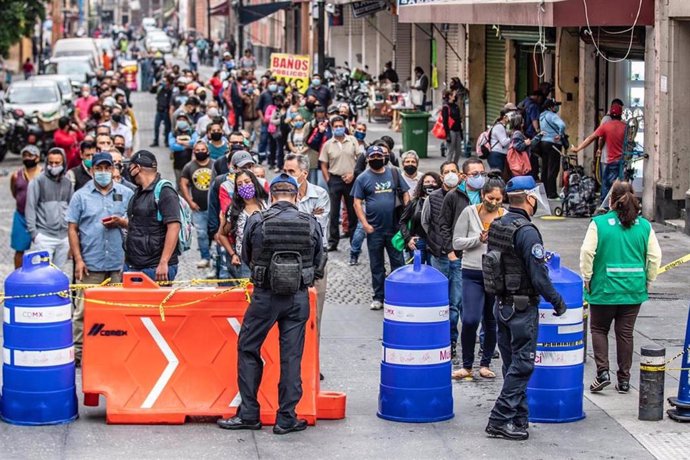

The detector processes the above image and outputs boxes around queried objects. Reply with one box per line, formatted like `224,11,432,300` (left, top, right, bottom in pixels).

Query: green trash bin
401,111,431,158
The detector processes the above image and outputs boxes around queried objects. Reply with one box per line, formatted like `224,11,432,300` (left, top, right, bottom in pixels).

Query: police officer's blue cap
506,175,537,193
270,173,298,190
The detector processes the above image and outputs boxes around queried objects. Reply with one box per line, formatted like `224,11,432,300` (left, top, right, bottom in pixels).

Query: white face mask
443,172,459,188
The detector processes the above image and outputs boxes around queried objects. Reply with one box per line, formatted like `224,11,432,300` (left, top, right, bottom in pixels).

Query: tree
0,0,45,57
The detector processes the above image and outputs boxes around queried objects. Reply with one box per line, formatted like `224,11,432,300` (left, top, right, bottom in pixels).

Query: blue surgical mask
94,171,112,187
294,121,305,129
268,84,278,92
467,175,486,190
333,127,346,137
354,131,366,141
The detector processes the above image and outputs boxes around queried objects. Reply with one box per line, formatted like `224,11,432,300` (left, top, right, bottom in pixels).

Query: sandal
451,368,473,380
479,367,496,379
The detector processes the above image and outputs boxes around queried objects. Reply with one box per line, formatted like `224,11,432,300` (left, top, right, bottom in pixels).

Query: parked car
44,56,95,91
31,74,75,105
52,38,102,68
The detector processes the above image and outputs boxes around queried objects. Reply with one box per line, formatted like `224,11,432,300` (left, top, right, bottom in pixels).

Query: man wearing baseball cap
218,173,324,435
124,150,181,281
484,175,566,441
571,100,627,204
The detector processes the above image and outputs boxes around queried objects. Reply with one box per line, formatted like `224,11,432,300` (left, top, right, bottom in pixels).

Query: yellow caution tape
657,253,690,275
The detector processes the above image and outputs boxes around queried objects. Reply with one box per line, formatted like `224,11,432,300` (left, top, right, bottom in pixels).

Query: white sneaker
196,259,210,269
370,300,383,311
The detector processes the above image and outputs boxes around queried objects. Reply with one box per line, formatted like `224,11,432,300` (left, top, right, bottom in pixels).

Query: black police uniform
485,207,565,432
235,201,323,428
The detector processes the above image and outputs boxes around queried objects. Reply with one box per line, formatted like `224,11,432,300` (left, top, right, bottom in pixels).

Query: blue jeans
124,264,178,282
309,168,327,190
258,123,269,160
350,222,366,259
488,151,506,173
153,111,171,145
600,161,620,205
461,269,497,369
192,210,211,261
366,231,404,302
431,255,463,344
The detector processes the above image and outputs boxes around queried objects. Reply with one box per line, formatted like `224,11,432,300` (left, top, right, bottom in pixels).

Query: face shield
525,182,552,217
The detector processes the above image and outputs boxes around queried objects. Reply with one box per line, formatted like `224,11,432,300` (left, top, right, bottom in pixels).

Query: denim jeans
309,168,327,190
153,111,171,145
600,161,620,205
124,264,178,282
431,255,463,344
488,151,506,173
366,230,404,302
350,222,366,259
192,210,211,261
461,269,497,369
258,123,269,161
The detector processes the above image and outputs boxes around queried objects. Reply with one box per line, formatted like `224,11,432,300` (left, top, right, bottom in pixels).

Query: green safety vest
585,211,651,305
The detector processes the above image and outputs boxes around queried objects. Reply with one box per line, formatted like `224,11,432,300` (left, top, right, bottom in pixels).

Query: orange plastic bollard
81,273,346,425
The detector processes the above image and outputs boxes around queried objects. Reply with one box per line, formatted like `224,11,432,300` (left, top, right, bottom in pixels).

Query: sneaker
349,255,359,266
205,268,217,279
590,370,611,393
615,381,630,394
370,300,383,311
196,259,211,269
451,342,460,366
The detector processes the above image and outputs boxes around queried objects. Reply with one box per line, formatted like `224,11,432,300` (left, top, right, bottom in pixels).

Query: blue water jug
1,251,78,425
527,252,585,423
378,251,454,423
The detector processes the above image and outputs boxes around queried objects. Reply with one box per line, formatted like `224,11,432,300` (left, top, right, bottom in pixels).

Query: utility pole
317,0,324,75
237,0,244,55
207,0,212,40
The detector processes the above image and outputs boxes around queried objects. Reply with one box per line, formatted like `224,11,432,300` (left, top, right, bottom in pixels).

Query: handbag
432,113,446,140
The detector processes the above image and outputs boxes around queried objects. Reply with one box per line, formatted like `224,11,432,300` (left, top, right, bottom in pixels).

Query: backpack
264,104,278,134
564,168,597,217
153,179,193,253
476,124,497,158
506,143,532,176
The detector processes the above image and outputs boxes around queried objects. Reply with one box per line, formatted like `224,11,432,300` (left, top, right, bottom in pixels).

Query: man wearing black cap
125,150,181,281
217,173,324,435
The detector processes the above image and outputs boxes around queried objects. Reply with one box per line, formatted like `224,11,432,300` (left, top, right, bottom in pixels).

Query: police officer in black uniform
482,176,567,441
217,173,324,435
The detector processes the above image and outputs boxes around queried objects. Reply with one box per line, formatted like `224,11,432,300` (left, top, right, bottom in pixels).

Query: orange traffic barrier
81,273,346,425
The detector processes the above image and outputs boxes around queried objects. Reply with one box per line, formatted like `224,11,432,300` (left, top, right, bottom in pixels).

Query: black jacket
399,197,427,243
439,188,470,257
424,188,448,259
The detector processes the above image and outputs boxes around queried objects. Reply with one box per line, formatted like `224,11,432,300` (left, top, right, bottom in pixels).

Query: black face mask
528,196,538,215
115,145,125,154
368,158,385,170
23,158,38,168
112,114,123,123
403,165,417,176
195,151,209,161
92,112,102,120
384,156,390,165
210,132,223,141
230,143,244,152
424,186,438,196
305,102,316,110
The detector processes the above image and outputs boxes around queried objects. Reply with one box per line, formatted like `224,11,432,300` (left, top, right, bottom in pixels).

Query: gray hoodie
25,150,74,239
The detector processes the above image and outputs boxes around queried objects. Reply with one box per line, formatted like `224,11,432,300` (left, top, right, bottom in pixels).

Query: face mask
483,200,501,213
92,112,102,120
84,159,93,169
195,151,209,161
354,131,366,141
443,172,459,188
553,106,560,114
23,158,38,168
403,165,417,176
48,165,64,177
528,195,538,215
115,145,125,154
94,171,112,187
384,156,390,165
112,114,122,123
368,158,385,170
290,174,304,187
467,175,486,190
237,183,256,200
305,102,316,110
424,186,438,196
82,91,90,98
333,127,346,137
268,84,277,92
294,121,305,129
312,79,321,87
210,132,223,141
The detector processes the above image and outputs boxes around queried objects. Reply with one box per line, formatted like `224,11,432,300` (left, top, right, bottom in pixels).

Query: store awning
210,0,293,25
398,0,655,27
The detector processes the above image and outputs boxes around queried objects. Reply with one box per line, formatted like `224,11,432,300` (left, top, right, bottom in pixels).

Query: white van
52,38,102,69
142,17,157,31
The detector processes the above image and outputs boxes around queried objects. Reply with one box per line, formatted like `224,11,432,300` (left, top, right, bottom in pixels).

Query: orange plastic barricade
82,273,346,425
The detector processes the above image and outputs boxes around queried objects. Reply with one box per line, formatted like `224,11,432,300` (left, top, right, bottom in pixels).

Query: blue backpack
153,179,193,253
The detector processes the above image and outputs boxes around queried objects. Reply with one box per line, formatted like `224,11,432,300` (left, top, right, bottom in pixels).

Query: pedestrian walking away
217,173,324,434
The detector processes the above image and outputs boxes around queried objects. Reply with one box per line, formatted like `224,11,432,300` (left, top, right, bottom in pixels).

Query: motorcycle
0,108,59,161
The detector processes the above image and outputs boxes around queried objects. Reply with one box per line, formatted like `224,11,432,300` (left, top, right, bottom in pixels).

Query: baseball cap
503,103,518,112
130,150,158,168
92,152,114,166
366,145,385,157
231,150,254,168
543,98,561,110
20,145,40,157
610,104,623,117
270,173,298,191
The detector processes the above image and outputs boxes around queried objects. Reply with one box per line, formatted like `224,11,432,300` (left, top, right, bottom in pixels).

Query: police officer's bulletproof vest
483,216,538,297
253,207,315,295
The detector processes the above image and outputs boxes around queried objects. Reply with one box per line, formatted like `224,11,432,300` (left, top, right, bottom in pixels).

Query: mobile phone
102,216,114,223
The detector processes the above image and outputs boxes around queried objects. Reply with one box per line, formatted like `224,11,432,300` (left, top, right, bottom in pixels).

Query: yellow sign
270,53,311,94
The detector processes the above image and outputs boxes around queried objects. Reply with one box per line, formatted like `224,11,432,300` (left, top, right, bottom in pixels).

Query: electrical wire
532,1,547,80
582,0,643,63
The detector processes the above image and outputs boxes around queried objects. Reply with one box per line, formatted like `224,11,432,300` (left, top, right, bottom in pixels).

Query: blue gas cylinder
527,252,585,423
1,251,78,425
378,251,453,423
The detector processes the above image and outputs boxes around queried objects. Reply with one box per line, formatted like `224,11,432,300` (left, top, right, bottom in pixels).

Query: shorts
11,211,31,252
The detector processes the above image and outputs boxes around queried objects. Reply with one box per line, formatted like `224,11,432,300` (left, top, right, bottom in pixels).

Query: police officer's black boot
485,421,529,441
217,415,262,430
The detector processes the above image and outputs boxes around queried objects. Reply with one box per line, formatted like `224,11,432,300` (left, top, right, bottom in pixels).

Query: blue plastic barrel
527,252,585,423
378,251,453,423
1,251,78,425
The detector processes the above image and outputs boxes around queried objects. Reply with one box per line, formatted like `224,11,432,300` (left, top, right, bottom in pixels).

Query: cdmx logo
87,323,128,337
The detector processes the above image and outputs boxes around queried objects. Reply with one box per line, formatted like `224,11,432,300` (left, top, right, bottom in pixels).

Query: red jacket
53,128,85,169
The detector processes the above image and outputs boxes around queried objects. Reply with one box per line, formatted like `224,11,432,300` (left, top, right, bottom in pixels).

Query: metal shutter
485,27,506,126
396,22,412,85
445,24,462,82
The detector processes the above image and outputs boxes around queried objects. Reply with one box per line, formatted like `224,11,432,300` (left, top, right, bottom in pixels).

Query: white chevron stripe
141,317,179,409
227,318,243,407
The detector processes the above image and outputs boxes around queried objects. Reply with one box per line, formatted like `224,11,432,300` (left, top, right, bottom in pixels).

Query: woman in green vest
580,181,662,394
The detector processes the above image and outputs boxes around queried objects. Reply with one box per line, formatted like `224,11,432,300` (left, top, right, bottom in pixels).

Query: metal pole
237,0,244,56
207,0,211,40
639,345,665,421
317,0,324,75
